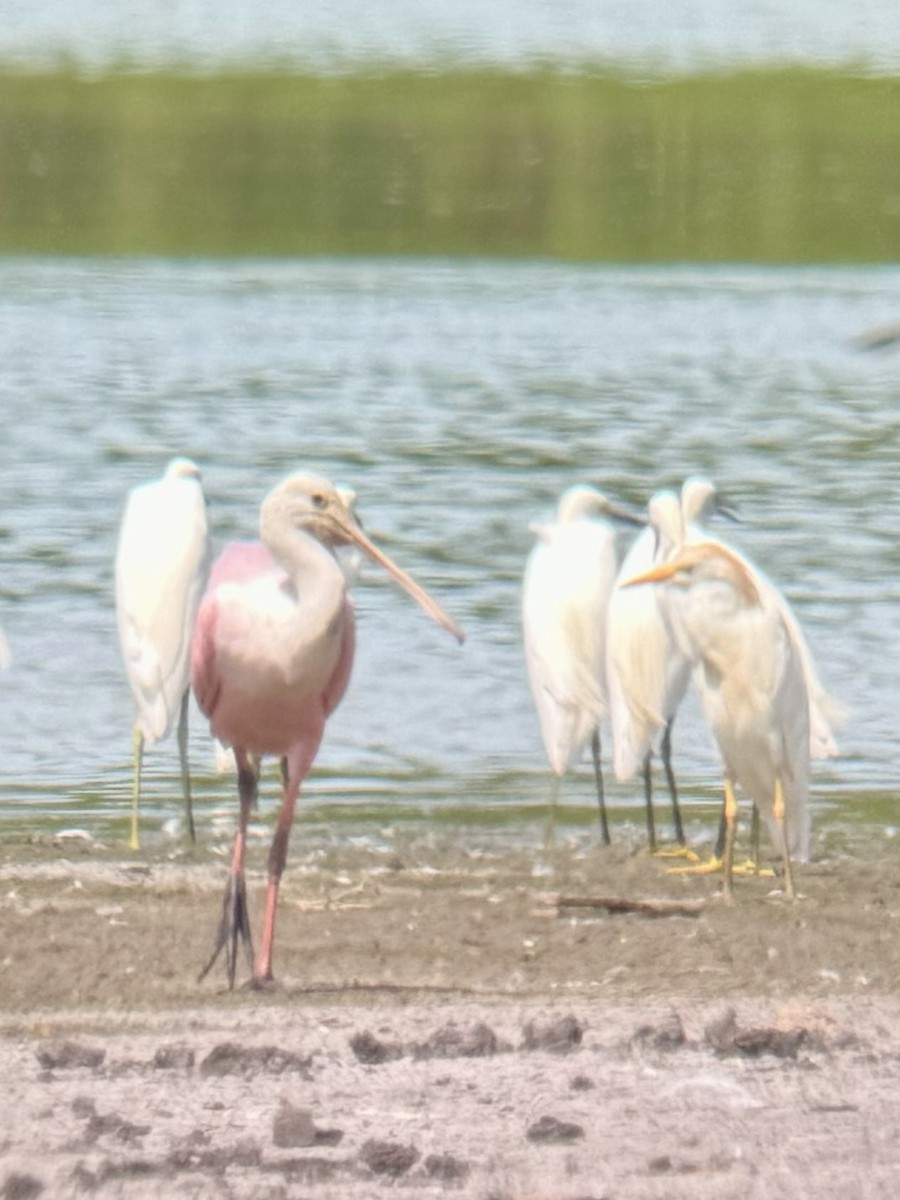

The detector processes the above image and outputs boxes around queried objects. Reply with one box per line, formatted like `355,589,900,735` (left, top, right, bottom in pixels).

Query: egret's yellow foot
732,858,775,878
668,854,724,876
653,844,700,863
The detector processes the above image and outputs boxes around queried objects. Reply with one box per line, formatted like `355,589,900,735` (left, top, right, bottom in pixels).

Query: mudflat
1,828,898,1198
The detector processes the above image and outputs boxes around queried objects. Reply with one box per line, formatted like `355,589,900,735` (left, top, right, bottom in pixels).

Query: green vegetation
0,66,898,260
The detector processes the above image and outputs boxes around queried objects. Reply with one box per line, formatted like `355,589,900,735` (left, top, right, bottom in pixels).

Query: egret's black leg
642,752,657,852
591,730,610,846
660,720,685,846
176,690,197,845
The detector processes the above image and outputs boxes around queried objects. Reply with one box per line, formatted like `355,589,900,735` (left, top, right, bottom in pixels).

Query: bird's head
557,484,646,529
263,473,365,549
164,457,204,483
681,476,739,525
622,540,761,607
262,472,465,645
647,488,684,558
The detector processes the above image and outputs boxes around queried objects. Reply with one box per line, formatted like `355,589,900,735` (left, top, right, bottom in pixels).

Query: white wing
523,521,615,774
115,463,211,743
682,472,842,762
607,502,692,781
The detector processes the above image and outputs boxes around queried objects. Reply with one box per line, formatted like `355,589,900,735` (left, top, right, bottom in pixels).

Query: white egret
624,540,811,898
115,458,212,849
679,476,841,775
607,488,691,851
522,485,642,843
676,475,842,869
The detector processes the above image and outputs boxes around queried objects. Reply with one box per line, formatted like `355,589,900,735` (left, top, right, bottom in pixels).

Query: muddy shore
1,829,899,1198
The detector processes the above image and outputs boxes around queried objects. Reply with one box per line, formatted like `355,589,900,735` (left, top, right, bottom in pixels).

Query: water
3,0,900,73
0,258,896,847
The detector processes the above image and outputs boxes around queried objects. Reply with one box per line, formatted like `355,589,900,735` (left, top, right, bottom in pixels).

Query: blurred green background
1,67,898,261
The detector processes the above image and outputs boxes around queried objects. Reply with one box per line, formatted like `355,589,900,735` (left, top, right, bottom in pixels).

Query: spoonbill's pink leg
252,758,302,986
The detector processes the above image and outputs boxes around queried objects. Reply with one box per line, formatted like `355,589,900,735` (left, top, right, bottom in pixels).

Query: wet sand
1,828,899,1198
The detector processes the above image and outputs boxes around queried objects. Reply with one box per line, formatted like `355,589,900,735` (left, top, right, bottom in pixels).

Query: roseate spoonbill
522,485,643,843
624,541,811,899
191,471,464,988
115,458,211,850
607,477,738,852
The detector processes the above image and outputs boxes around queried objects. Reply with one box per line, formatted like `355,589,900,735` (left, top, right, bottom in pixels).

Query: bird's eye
311,493,326,509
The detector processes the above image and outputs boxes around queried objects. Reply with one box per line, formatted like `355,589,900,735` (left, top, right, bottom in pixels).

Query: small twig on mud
554,896,707,918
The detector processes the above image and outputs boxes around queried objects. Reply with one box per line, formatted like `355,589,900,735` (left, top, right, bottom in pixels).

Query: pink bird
191,472,464,988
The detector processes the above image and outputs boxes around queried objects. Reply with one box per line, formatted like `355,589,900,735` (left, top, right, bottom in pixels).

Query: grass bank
0,66,898,259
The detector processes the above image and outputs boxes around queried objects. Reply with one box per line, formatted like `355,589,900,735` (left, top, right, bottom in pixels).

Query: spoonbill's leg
253,756,302,986
199,751,257,988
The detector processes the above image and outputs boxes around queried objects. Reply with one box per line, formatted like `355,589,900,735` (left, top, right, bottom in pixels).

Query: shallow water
4,0,900,72
0,258,897,844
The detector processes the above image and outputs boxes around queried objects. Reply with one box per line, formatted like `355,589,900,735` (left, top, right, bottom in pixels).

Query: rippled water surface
0,258,897,846
4,0,900,71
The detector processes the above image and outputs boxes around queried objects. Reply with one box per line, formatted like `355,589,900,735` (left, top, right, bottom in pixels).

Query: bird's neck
263,521,347,623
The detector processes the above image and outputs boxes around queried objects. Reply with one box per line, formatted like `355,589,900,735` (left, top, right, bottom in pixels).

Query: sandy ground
1,825,900,1198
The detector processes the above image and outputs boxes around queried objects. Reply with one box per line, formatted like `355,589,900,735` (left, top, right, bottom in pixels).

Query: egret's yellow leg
543,774,563,851
130,725,144,851
721,777,738,901
773,776,796,900
176,691,196,845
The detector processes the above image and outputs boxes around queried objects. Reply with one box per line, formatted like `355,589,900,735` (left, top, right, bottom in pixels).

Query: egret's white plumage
607,489,691,849
625,540,810,897
0,622,10,670
522,485,627,841
115,457,211,848
678,476,841,770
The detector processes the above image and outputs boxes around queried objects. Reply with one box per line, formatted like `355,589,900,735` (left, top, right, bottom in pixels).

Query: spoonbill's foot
199,872,253,989
248,973,278,992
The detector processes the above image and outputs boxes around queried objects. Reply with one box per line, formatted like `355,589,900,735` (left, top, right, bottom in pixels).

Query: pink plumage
191,472,463,988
